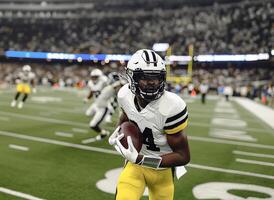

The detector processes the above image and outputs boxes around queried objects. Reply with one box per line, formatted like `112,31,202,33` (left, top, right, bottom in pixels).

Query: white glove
108,126,121,145
116,135,138,164
109,126,123,154
32,88,37,94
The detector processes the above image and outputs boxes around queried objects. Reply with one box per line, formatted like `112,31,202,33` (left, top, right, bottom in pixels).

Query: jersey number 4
143,128,160,151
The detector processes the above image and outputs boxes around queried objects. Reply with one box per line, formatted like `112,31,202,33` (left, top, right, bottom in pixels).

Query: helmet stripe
151,51,157,66
143,50,150,63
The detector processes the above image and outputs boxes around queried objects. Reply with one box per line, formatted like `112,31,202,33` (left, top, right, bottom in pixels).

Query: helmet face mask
126,49,166,101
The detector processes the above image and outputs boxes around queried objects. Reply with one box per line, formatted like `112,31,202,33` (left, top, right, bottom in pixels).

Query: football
119,121,142,152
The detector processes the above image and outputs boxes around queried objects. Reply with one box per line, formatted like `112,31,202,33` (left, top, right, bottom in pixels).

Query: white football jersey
87,75,108,98
117,84,188,157
18,71,35,84
95,84,116,108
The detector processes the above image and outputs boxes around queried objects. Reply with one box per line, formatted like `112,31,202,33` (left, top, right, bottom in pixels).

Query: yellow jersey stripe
165,120,188,134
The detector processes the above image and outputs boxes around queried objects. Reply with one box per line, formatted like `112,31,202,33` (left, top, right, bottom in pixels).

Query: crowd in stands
0,0,272,55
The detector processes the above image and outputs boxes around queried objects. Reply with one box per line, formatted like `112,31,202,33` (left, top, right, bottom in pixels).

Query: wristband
138,155,162,169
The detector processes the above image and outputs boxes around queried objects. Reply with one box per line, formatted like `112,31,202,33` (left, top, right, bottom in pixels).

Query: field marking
236,158,274,167
234,97,274,130
0,102,84,114
190,121,273,134
233,150,274,159
0,130,274,180
0,130,118,155
81,137,97,144
1,110,271,135
72,128,88,134
55,132,74,138
209,128,257,142
0,111,87,128
0,187,45,200
0,111,271,132
188,164,274,180
0,116,9,121
189,135,274,150
9,144,29,151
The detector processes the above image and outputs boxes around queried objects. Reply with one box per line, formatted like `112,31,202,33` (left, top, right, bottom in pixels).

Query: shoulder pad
117,84,131,105
160,92,188,134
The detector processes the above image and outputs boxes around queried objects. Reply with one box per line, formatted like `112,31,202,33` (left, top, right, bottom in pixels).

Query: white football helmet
126,49,166,101
22,65,31,72
90,69,103,77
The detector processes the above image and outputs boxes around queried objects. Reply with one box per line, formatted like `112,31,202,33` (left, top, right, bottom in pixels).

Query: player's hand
116,135,138,163
109,126,124,155
83,98,89,104
108,126,121,145
32,88,37,94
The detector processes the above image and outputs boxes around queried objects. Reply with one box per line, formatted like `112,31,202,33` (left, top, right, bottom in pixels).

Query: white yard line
0,116,9,121
0,102,84,114
55,132,74,138
0,187,45,200
190,122,273,134
0,110,272,134
72,128,88,134
234,97,274,130
0,130,118,155
233,150,274,159
81,137,97,144
0,130,274,180
188,163,274,180
9,144,29,151
236,158,274,167
189,135,274,150
0,111,87,127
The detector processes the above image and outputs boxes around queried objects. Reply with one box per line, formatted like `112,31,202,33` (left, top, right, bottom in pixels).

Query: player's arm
86,91,93,99
160,130,190,167
135,130,190,168
118,110,129,125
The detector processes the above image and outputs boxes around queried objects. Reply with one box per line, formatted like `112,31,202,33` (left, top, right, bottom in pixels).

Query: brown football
119,121,142,152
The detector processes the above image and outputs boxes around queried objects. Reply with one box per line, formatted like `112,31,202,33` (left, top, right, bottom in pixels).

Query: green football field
0,87,273,200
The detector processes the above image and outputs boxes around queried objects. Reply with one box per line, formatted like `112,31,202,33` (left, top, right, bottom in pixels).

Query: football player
104,72,120,123
84,68,108,116
109,49,190,200
10,64,36,109
82,73,126,143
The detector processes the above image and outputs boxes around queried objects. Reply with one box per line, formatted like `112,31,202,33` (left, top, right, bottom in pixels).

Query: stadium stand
0,0,272,54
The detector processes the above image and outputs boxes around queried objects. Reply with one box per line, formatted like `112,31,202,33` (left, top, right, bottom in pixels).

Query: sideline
234,97,274,130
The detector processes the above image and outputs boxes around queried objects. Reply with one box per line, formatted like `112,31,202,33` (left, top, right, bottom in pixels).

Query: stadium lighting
271,50,274,55
152,43,170,52
4,50,270,63
166,55,191,63
195,54,269,62
77,57,82,62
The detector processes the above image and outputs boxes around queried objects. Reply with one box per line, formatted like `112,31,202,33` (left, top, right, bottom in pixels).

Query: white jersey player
10,65,36,109
82,74,126,143
109,49,190,200
117,83,188,156
84,68,108,116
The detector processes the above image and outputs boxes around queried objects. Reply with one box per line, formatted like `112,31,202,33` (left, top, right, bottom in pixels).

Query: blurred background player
199,81,209,104
84,68,108,116
104,72,120,123
10,64,36,109
82,73,126,143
